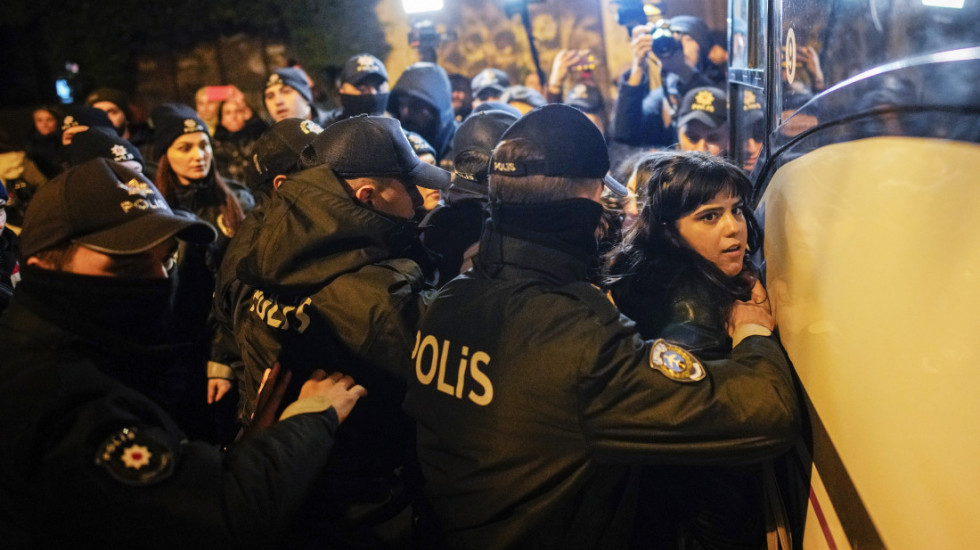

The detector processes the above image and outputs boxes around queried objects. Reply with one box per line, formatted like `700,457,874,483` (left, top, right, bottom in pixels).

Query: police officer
232,116,450,547
676,86,729,157
208,117,324,410
0,158,365,548
403,104,801,548
320,53,390,126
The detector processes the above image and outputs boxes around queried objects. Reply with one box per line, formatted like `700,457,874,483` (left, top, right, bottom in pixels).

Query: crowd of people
0,14,806,549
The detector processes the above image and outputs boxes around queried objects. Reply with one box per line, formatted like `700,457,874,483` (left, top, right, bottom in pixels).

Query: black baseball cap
340,53,388,87
20,158,216,259
471,68,511,99
249,118,323,189
453,109,519,157
489,104,627,196
302,115,451,190
678,87,728,129
471,101,522,118
501,85,546,109
449,109,518,196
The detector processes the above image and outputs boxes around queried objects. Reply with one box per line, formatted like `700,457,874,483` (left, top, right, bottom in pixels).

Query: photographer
612,15,725,148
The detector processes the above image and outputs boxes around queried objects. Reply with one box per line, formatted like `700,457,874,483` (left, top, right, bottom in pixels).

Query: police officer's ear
352,181,380,208
272,174,288,191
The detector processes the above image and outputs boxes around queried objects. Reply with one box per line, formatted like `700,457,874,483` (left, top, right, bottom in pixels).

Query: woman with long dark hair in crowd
151,103,254,442
606,150,766,356
605,150,778,548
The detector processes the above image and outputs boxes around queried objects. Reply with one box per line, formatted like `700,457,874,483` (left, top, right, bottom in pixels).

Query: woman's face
167,132,212,185
34,110,58,136
675,190,748,277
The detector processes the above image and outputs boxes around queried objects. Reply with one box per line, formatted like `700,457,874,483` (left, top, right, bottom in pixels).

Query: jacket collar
475,231,592,285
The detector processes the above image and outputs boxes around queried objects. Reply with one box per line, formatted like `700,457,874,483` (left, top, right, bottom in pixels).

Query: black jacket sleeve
32,379,340,548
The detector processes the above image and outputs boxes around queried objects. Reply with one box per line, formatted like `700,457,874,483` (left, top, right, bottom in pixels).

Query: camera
649,19,682,58
408,20,441,50
408,20,456,62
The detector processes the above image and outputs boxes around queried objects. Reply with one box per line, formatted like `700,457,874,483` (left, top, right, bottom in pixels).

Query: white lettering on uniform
411,331,494,406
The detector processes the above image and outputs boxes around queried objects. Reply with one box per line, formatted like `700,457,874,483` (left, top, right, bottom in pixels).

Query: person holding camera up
612,15,726,149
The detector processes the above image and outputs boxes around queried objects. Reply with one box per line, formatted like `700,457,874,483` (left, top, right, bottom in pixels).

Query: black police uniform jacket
403,226,800,550
0,267,341,548
609,259,772,548
233,164,429,539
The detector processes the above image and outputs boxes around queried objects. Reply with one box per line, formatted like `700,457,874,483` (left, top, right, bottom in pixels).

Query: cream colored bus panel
761,137,980,549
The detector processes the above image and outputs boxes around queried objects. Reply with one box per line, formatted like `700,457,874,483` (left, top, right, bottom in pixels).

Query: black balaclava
340,92,390,118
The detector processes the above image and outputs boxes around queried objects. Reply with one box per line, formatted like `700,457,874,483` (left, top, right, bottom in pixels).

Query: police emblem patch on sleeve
95,427,175,486
649,339,706,383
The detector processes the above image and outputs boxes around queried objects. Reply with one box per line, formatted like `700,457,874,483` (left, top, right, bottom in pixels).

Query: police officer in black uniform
403,104,801,549
231,116,451,547
0,158,366,548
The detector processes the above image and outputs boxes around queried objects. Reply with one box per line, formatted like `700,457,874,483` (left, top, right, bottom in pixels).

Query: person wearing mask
320,53,390,126
403,104,800,549
0,157,366,547
612,15,725,148
388,62,459,162
264,67,323,125
232,116,450,547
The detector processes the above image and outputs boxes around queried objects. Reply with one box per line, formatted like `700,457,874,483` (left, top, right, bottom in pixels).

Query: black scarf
340,92,390,118
491,198,603,261
18,265,179,353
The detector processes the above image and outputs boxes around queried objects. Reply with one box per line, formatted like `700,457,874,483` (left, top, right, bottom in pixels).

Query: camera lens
651,27,681,58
